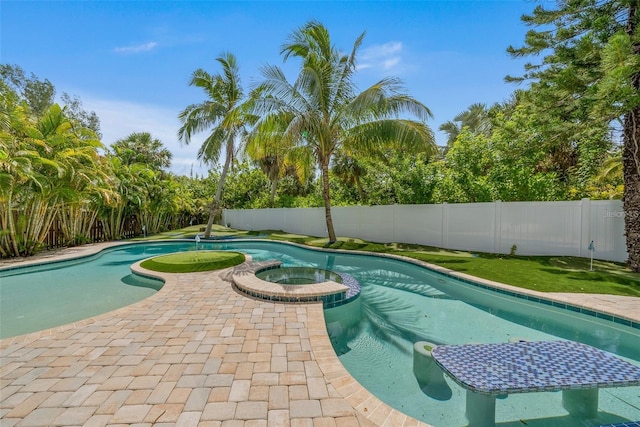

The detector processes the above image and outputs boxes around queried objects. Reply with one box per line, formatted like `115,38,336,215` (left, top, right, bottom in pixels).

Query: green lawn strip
132,225,204,241
140,250,244,273
395,252,640,297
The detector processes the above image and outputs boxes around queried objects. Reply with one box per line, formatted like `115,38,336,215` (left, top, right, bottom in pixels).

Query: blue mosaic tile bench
431,340,640,427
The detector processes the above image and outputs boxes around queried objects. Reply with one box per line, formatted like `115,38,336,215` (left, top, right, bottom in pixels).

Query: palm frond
198,127,227,164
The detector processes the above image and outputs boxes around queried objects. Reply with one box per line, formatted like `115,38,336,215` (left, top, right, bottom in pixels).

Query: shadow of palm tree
356,269,452,300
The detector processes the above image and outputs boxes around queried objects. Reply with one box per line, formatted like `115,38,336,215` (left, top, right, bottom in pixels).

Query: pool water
325,272,640,426
256,266,343,285
1,240,639,426
0,246,164,338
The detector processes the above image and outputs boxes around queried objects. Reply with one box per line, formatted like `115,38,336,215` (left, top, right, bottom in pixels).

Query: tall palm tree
178,52,248,237
249,21,436,242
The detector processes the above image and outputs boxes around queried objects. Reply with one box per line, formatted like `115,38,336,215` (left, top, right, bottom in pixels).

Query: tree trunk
355,176,366,204
203,203,217,238
270,178,278,208
623,109,640,272
205,137,234,238
6,193,20,257
320,158,337,243
624,3,640,272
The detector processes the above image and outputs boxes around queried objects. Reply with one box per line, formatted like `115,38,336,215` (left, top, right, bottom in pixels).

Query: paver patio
1,242,639,427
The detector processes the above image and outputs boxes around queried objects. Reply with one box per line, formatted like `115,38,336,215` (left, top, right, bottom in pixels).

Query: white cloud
113,42,158,54
383,57,401,70
358,41,403,71
81,96,209,177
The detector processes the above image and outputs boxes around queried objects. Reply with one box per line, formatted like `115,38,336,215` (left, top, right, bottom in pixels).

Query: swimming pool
1,240,638,425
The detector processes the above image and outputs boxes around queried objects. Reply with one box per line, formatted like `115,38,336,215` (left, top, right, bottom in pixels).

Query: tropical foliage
0,81,112,256
0,76,205,257
2,9,639,266
506,0,640,271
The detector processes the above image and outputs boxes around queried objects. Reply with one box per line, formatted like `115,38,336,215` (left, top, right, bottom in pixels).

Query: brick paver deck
2,242,638,427
0,243,428,427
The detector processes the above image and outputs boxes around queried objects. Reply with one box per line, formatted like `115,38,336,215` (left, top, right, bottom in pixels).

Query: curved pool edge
0,240,127,268
305,302,433,427
2,238,639,345
0,259,175,348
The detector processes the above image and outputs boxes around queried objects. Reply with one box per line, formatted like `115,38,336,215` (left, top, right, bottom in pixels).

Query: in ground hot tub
232,261,361,308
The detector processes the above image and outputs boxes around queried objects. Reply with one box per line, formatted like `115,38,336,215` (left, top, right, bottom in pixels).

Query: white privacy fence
223,199,628,262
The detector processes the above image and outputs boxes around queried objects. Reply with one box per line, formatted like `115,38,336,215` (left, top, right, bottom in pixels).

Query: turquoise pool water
256,266,343,285
1,240,639,426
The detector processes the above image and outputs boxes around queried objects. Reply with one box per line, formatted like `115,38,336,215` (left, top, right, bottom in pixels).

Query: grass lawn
145,225,640,297
140,250,244,273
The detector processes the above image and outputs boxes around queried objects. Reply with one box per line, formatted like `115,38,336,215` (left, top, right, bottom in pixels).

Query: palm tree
99,158,150,240
438,120,462,148
49,110,113,247
332,153,367,203
594,151,624,199
598,154,623,182
439,103,490,150
0,100,109,255
0,84,40,256
111,132,172,170
246,116,313,207
250,21,436,242
178,52,248,237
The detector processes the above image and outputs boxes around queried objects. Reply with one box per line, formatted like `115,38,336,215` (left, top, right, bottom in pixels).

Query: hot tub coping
232,260,350,301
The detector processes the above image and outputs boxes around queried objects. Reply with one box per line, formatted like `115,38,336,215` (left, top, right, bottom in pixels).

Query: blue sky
2,1,536,176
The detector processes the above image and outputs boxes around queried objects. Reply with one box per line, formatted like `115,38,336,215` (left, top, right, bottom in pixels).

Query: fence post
441,203,448,249
494,200,502,254
580,198,591,258
393,204,398,243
